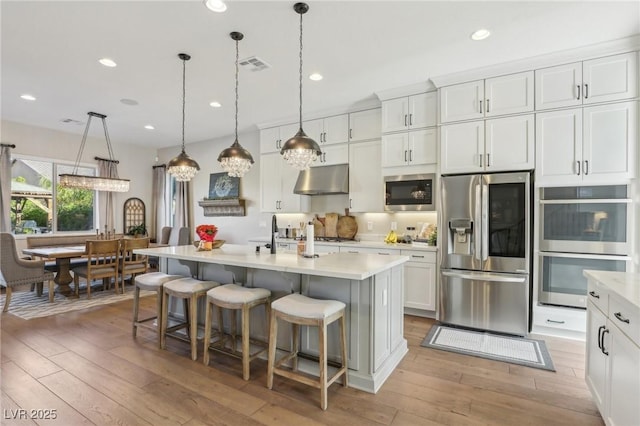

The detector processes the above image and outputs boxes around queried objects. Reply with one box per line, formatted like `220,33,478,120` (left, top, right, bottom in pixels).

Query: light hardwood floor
1,296,603,425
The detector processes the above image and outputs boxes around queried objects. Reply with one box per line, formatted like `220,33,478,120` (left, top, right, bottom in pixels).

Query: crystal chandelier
280,2,322,171
217,31,254,177
59,111,130,192
168,53,200,182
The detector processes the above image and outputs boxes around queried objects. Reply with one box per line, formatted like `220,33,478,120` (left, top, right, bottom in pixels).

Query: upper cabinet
260,123,300,154
536,101,637,186
535,52,638,110
349,139,383,212
381,92,437,133
303,114,349,146
259,152,310,213
439,71,534,123
441,114,534,174
349,108,382,142
311,143,349,167
381,129,437,168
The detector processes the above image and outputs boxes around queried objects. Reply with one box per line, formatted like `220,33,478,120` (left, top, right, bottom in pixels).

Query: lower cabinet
585,277,640,426
400,250,437,314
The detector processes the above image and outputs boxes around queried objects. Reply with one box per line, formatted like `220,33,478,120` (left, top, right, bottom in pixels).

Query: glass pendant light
280,2,322,170
217,31,254,177
168,53,200,182
59,111,130,192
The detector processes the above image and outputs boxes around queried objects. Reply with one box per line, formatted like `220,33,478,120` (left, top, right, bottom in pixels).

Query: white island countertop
135,243,409,281
583,270,640,310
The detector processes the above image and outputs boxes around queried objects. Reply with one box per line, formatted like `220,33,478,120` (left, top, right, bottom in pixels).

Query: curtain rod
1,143,16,148
153,164,166,169
94,156,119,164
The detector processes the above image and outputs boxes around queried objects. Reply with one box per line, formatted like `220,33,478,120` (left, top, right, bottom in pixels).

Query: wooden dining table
22,245,86,296
22,241,168,296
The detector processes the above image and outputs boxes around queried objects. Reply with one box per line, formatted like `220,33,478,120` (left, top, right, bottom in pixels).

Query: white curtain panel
174,181,192,235
151,165,167,242
0,146,12,232
97,159,118,232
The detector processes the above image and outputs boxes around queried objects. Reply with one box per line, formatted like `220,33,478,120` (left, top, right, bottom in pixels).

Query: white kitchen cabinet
401,250,436,313
440,114,534,174
311,143,348,167
440,71,534,123
535,52,638,110
585,274,640,426
304,114,349,146
349,108,381,142
260,123,300,153
348,140,383,212
259,152,310,213
339,246,396,255
381,128,437,168
536,101,637,186
381,92,437,133
586,300,608,413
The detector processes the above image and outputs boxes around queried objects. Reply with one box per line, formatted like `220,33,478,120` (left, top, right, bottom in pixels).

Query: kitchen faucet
271,215,278,254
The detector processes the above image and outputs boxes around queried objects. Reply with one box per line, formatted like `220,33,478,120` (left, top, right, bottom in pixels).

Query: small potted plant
196,224,218,250
128,223,147,238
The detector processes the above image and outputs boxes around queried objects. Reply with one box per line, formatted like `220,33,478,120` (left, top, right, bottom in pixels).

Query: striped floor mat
421,324,555,371
0,285,153,320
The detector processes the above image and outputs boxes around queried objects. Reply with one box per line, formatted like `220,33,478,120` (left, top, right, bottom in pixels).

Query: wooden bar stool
161,277,219,361
203,284,271,380
132,272,184,346
267,293,348,410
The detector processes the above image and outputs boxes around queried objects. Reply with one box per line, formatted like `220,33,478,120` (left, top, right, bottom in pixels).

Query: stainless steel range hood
293,164,349,195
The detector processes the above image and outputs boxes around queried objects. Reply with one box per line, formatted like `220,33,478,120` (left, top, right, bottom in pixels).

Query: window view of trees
10,158,95,234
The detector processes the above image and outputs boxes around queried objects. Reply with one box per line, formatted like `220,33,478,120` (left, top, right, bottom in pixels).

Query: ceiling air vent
239,56,271,72
60,118,84,125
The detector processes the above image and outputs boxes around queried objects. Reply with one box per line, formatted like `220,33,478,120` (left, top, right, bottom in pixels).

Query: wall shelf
198,199,246,217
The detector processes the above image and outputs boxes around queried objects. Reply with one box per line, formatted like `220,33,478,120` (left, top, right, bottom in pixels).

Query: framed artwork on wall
208,173,240,200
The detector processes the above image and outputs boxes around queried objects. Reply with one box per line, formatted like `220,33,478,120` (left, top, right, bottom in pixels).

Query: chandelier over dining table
58,111,130,192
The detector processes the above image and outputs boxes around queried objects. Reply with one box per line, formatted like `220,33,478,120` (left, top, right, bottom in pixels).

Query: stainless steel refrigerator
439,171,532,336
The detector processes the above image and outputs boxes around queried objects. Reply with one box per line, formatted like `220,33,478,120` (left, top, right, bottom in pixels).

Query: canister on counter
297,240,306,255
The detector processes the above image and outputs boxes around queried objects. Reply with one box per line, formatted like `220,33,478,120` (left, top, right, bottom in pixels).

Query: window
10,157,96,234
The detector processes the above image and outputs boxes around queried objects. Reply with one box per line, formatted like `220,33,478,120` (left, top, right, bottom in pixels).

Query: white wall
2,119,156,238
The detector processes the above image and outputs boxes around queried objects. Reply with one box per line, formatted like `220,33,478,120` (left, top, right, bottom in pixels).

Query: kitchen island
134,243,410,394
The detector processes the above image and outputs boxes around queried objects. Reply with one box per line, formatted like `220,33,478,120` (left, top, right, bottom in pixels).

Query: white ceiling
2,0,639,150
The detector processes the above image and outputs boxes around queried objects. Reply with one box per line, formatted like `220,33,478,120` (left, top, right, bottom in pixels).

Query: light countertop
247,237,437,252
584,270,640,310
135,243,409,281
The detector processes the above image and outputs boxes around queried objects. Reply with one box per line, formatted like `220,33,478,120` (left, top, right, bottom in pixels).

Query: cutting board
325,213,339,238
313,216,325,237
337,209,358,239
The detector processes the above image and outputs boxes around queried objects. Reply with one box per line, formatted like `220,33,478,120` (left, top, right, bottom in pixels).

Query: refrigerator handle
482,182,489,261
474,184,482,261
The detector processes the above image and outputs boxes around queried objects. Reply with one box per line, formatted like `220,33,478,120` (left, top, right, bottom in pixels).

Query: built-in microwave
384,174,435,211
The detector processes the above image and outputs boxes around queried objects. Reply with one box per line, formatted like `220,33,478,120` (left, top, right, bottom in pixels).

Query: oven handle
540,199,632,204
442,270,527,283
538,252,632,261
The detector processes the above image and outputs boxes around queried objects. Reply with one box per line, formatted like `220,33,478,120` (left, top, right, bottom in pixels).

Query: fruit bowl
193,240,225,250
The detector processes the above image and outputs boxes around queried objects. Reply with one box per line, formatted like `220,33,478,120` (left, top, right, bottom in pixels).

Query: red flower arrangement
196,224,218,242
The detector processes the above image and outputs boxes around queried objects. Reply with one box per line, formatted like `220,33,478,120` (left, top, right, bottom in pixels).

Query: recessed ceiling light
203,0,227,13
309,73,323,81
471,29,491,41
210,101,222,108
20,94,36,101
144,125,155,130
99,58,117,67
120,98,139,106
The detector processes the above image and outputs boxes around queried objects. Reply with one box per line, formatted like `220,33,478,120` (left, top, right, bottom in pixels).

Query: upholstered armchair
0,232,55,312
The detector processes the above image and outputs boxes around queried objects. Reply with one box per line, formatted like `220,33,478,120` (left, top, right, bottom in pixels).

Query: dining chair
149,227,190,271
119,237,150,292
0,233,55,312
74,239,120,298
